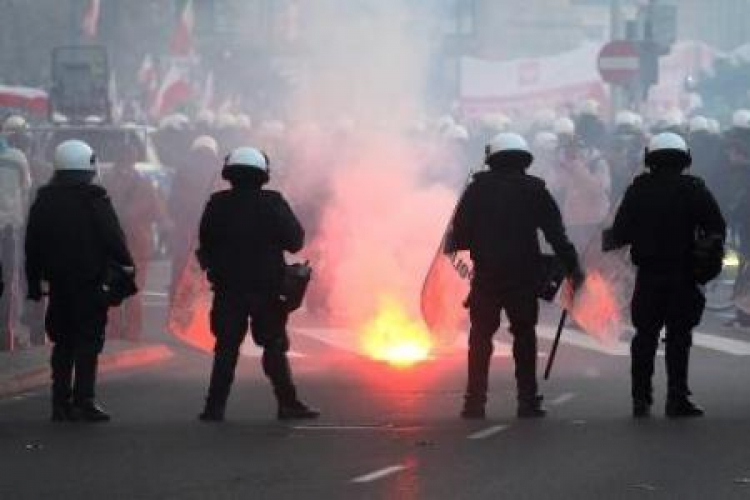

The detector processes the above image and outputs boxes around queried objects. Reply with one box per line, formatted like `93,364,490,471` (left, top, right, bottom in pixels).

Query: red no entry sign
598,40,640,85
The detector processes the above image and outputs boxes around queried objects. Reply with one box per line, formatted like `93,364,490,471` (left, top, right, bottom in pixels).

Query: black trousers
466,288,540,404
631,270,705,402
45,287,108,405
204,291,297,409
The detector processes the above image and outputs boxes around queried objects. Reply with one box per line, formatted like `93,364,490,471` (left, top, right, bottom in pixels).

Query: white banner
460,40,717,117
459,42,606,116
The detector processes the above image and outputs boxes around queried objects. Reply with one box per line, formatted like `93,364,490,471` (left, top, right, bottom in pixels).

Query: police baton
543,309,568,380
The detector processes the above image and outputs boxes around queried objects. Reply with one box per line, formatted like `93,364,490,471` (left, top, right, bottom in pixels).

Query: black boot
263,350,319,420
517,395,547,418
666,396,704,418
74,400,111,422
73,353,110,422
277,401,321,420
198,406,225,422
460,399,486,420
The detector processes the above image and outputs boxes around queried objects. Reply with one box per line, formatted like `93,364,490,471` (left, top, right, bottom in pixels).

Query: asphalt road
2,265,750,499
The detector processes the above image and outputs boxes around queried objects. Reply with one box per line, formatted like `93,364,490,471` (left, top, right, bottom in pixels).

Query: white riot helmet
444,124,470,141
196,109,216,127
580,99,600,116
53,140,96,172
615,110,638,129
485,132,533,169
732,109,750,130
222,146,270,183
554,117,576,137
1,114,28,135
645,132,691,170
661,109,685,130
688,116,710,134
190,135,219,156
481,113,511,133
533,131,559,152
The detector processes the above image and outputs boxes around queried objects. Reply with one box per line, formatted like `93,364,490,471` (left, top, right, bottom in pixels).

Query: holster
280,262,312,311
537,255,566,302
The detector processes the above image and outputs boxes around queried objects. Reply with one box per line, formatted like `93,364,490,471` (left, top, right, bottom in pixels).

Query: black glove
27,281,43,302
195,247,209,271
570,268,586,292
601,228,618,252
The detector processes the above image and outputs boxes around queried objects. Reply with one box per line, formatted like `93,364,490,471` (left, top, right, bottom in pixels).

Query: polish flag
170,0,195,57
150,64,192,118
81,0,101,39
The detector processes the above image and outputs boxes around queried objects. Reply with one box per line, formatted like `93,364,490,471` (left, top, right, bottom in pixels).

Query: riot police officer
25,140,135,422
196,147,318,421
603,133,726,418
449,133,584,419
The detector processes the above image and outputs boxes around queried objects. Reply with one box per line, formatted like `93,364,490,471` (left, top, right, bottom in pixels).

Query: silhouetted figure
25,140,135,422
604,133,726,418
196,147,319,422
449,133,584,420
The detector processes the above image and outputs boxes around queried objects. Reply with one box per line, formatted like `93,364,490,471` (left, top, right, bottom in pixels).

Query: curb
0,344,174,398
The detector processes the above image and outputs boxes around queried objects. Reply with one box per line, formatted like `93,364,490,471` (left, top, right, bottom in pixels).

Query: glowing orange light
569,271,622,345
360,298,433,369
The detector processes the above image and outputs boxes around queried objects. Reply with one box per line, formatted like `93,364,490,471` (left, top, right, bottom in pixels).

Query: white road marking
622,326,750,356
142,291,168,298
537,326,630,356
351,465,407,484
240,344,306,358
692,332,750,356
549,393,576,406
295,324,750,359
467,425,509,440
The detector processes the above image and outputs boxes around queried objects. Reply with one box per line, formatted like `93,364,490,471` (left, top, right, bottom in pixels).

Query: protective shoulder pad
631,172,651,186
261,189,285,204
208,189,232,202
524,174,547,189
682,174,707,190
83,184,108,199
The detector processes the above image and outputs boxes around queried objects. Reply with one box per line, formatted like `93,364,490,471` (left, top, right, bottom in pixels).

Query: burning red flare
360,298,433,369
567,271,622,345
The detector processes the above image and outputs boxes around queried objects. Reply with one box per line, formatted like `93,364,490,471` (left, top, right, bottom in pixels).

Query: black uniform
25,175,133,417
197,183,308,417
450,168,580,412
607,169,726,410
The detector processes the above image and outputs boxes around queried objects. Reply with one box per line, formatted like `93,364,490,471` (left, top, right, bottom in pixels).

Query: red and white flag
150,63,192,118
170,0,195,57
81,0,101,40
